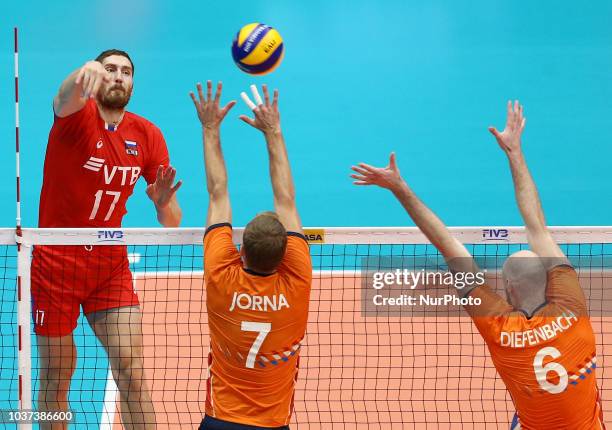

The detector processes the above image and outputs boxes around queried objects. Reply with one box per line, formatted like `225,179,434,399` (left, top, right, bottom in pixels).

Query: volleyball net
0,227,610,428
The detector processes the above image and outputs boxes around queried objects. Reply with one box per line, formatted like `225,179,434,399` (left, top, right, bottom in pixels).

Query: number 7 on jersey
241,321,271,368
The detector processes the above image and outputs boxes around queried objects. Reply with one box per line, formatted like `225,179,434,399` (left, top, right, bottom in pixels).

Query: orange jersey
203,224,312,427
466,265,604,430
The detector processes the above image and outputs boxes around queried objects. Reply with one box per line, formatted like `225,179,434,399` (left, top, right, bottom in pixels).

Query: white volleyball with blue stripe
231,23,284,75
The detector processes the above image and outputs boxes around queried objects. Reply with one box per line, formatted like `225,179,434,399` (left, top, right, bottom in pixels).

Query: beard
98,85,132,110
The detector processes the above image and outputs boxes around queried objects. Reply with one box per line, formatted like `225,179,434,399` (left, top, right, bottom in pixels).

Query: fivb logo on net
482,228,510,241
97,230,125,243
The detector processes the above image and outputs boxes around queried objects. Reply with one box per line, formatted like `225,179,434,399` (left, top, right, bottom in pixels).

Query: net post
17,240,32,429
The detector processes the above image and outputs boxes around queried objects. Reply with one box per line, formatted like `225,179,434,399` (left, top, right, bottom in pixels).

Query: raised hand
75,61,110,99
239,84,281,135
488,100,526,154
190,81,236,130
146,165,182,209
350,152,404,192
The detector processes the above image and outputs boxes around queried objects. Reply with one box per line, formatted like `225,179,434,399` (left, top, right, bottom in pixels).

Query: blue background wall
0,0,610,228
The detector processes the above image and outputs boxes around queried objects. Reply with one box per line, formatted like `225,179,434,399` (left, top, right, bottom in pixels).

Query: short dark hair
95,49,134,74
243,212,287,273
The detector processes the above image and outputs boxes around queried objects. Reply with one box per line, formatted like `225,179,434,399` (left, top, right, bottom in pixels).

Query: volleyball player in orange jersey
190,81,311,430
351,101,604,429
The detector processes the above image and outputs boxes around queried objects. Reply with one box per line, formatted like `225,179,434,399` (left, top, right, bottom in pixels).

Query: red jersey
466,266,604,430
39,100,169,227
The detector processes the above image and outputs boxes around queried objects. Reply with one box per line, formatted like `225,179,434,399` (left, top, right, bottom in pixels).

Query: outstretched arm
54,61,110,117
351,153,474,270
489,101,566,261
240,85,302,233
190,81,236,227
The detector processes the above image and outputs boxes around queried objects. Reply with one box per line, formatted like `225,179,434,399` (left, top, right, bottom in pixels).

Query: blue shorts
199,416,289,430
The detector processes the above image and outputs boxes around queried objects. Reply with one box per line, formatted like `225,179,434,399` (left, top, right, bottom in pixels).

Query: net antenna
14,26,33,429
14,27,21,232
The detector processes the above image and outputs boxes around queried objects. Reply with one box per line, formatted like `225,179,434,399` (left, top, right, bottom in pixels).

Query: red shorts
31,245,139,337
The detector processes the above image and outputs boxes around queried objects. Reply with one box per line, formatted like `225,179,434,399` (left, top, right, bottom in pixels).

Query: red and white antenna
15,27,21,231
14,26,32,426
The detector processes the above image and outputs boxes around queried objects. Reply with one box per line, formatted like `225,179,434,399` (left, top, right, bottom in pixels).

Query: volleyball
231,23,284,75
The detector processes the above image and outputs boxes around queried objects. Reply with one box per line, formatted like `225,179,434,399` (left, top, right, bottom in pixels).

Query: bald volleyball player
351,102,604,429
190,82,312,430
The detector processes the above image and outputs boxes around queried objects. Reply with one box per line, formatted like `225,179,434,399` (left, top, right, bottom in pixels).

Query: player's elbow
208,183,228,200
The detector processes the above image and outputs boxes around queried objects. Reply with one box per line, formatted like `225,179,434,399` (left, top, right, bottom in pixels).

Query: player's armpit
527,230,568,268
274,200,302,234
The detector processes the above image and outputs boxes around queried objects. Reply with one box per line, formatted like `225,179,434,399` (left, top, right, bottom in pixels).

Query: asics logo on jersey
229,292,290,312
83,156,105,172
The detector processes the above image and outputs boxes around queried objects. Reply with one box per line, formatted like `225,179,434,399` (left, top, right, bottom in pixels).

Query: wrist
263,127,282,139
390,178,409,195
203,125,220,133
506,149,525,164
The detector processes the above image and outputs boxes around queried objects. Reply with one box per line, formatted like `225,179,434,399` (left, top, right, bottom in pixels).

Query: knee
113,355,145,387
41,365,74,392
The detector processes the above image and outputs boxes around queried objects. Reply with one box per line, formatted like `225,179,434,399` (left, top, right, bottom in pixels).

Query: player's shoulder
124,110,164,137
204,223,234,247
287,231,309,245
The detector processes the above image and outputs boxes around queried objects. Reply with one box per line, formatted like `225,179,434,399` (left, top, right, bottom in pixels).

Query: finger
206,80,213,101
521,117,526,131
197,82,205,104
240,92,257,110
170,180,183,194
156,165,164,183
389,152,397,170
165,166,177,185
513,100,520,125
220,100,237,119
353,181,373,186
351,166,369,175
488,126,501,139
75,67,86,85
189,91,199,109
91,76,103,99
81,72,92,97
239,115,256,127
350,173,368,181
87,74,99,99
250,84,263,106
214,81,222,103
262,84,270,106
506,100,512,125
358,162,378,172
272,89,279,108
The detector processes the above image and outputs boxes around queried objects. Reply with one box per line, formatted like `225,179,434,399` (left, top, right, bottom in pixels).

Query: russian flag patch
125,140,138,156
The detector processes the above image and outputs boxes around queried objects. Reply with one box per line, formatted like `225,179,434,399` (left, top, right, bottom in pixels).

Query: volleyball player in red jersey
190,82,311,430
31,50,182,429
351,102,604,429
